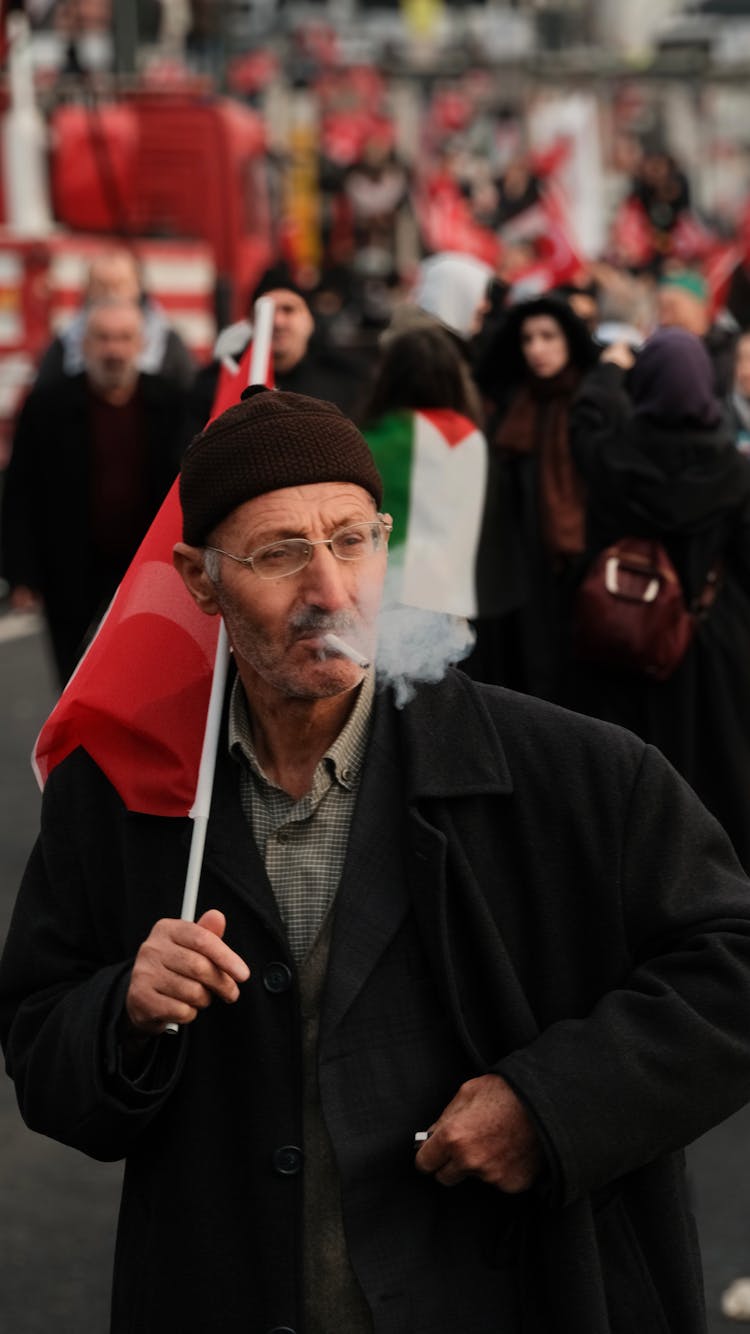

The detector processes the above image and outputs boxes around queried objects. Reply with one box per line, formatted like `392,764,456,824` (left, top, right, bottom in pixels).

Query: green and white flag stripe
364,408,487,618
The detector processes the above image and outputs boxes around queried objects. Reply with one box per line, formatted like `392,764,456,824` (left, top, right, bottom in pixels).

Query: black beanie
180,386,383,545
251,263,310,306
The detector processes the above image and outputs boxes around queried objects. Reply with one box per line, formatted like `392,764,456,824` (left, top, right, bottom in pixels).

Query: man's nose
298,544,350,609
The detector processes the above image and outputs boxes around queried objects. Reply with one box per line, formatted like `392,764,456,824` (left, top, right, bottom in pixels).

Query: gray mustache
289,610,358,636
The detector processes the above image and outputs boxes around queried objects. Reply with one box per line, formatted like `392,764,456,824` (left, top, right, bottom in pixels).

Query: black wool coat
2,671,750,1333
569,360,750,870
467,300,599,701
0,371,188,630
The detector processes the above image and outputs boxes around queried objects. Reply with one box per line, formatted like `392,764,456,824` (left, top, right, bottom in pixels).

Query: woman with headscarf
465,294,599,698
568,326,750,870
410,251,495,339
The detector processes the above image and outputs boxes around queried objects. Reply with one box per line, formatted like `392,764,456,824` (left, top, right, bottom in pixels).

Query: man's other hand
125,909,251,1034
415,1074,542,1193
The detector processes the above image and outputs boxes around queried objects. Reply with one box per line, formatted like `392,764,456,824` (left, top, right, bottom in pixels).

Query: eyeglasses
205,518,392,581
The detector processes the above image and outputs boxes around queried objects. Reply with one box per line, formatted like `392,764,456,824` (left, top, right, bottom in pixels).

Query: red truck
0,83,274,459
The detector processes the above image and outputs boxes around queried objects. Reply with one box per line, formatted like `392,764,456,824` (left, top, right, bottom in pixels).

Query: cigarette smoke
288,593,476,707
375,604,475,708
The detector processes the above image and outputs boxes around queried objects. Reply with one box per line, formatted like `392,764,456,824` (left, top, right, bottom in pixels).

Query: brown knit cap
179,386,383,544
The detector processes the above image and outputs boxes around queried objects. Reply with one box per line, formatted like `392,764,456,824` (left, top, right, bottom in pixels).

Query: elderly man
0,297,188,683
2,387,750,1334
33,246,196,391
657,268,739,396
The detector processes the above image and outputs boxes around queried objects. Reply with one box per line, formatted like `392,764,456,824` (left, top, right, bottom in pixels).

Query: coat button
263,962,292,994
273,1145,303,1176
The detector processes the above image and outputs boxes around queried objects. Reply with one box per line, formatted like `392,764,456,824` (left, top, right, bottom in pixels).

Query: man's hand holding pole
125,909,250,1036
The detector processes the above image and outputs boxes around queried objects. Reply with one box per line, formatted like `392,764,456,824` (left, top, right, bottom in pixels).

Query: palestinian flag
363,408,487,619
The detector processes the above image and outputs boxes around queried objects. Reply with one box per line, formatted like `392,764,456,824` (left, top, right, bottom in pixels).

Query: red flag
415,178,501,267
33,337,271,817
704,239,744,321
608,197,654,269
210,338,272,421
33,481,220,816
498,189,587,293
535,187,587,287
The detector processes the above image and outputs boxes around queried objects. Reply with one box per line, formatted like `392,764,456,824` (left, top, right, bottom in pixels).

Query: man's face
266,288,314,374
201,482,388,701
83,303,144,394
657,287,708,337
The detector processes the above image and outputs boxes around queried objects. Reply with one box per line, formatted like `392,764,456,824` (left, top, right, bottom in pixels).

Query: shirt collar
229,668,375,793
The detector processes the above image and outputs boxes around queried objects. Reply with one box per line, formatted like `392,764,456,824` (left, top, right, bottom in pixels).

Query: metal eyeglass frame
204,517,392,580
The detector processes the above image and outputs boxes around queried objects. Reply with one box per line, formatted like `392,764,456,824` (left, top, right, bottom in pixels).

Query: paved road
0,616,748,1332
0,617,121,1333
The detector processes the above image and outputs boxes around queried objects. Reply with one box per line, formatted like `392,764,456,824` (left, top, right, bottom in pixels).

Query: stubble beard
217,593,368,700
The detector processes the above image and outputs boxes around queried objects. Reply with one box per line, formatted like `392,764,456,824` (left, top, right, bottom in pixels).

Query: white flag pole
175,619,231,926
164,622,230,1035
178,291,275,923
249,295,275,384
164,295,275,1033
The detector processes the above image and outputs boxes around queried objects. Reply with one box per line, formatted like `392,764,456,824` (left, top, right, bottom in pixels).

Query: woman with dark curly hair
361,315,483,427
465,294,599,698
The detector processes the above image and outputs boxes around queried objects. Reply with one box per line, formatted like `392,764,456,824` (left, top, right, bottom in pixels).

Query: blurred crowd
4,48,750,898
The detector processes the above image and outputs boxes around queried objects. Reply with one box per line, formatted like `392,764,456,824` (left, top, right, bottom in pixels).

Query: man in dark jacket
188,264,372,432
2,388,750,1334
32,247,196,393
1,296,189,684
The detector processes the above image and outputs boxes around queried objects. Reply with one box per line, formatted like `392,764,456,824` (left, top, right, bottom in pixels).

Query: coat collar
322,697,411,1035
390,668,514,801
185,669,513,946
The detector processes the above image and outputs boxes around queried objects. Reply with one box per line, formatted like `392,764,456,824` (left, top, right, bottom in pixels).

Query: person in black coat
33,247,196,393
568,326,750,870
188,264,373,432
1,298,189,685
466,294,599,698
656,268,739,399
4,389,750,1333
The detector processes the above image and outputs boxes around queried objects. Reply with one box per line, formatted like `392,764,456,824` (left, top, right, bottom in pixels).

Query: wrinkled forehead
213,482,377,542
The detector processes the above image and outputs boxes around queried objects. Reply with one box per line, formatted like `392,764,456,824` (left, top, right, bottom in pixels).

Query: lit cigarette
322,633,370,669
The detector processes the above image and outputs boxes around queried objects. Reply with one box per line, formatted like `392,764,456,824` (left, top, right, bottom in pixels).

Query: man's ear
173,543,221,615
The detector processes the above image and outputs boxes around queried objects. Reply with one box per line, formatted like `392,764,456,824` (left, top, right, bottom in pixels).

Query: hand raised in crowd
125,909,250,1035
600,340,636,371
415,1073,542,1193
